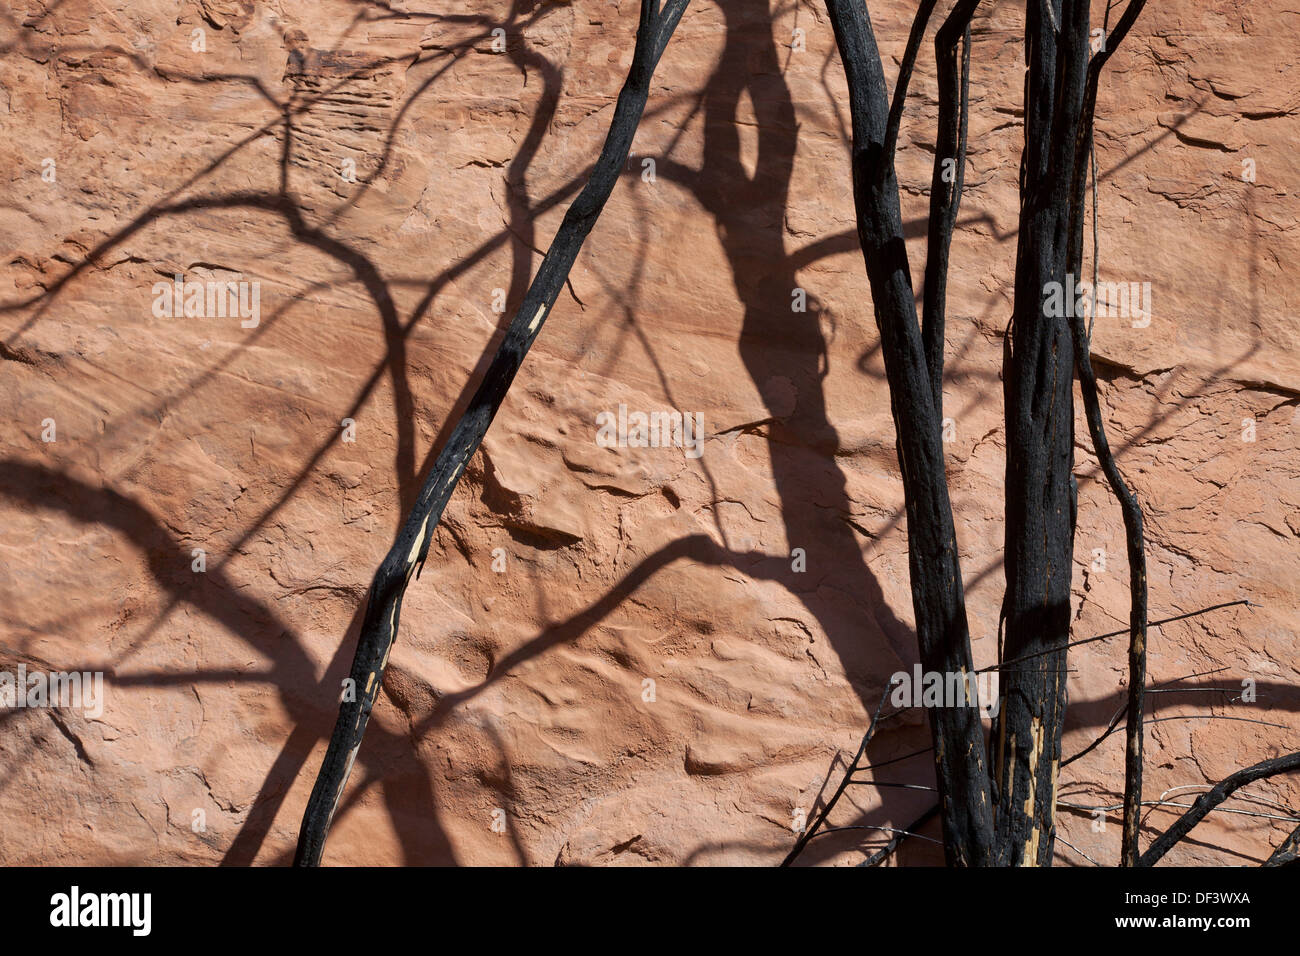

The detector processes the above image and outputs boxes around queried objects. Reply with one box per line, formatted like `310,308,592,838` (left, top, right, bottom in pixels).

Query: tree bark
993,0,1090,867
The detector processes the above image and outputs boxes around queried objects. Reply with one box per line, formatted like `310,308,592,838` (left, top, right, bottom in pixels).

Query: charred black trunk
992,0,1090,866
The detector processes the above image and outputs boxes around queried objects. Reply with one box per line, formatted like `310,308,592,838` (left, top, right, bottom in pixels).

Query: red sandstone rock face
0,0,1295,866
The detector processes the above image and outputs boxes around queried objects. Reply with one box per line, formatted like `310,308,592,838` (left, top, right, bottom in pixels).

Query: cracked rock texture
0,0,1296,865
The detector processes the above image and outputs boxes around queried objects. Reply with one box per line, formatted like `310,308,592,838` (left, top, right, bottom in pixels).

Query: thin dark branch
1143,715,1286,730
1138,751,1300,866
921,0,981,409
293,0,692,865
812,824,943,846
1264,823,1300,867
1061,665,1234,767
781,683,893,866
976,600,1250,675
884,0,941,163
1062,701,1128,768
856,804,941,867
1059,0,1148,866
853,746,932,773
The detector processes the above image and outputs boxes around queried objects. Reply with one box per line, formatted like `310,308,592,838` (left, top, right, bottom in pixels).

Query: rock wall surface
0,0,1296,865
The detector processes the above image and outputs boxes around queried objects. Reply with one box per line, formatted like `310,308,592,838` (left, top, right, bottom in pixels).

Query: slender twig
852,746,932,773
976,600,1249,674
1062,701,1128,768
811,824,943,846
1057,835,1102,866
1143,687,1245,694
1061,665,1233,767
856,804,942,867
781,683,894,866
1157,784,1298,818
1061,799,1300,825
1143,715,1286,730
884,0,940,163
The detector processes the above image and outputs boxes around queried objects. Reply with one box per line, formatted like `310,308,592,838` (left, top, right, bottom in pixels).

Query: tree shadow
1,0,1290,868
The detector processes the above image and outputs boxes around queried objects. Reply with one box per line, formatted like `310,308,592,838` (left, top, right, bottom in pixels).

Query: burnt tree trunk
992,0,1090,866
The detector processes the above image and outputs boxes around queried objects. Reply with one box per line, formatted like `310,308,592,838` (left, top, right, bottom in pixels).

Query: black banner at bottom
4,864,1289,943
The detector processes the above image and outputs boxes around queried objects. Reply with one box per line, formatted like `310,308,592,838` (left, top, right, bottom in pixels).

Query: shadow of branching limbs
293,0,691,866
